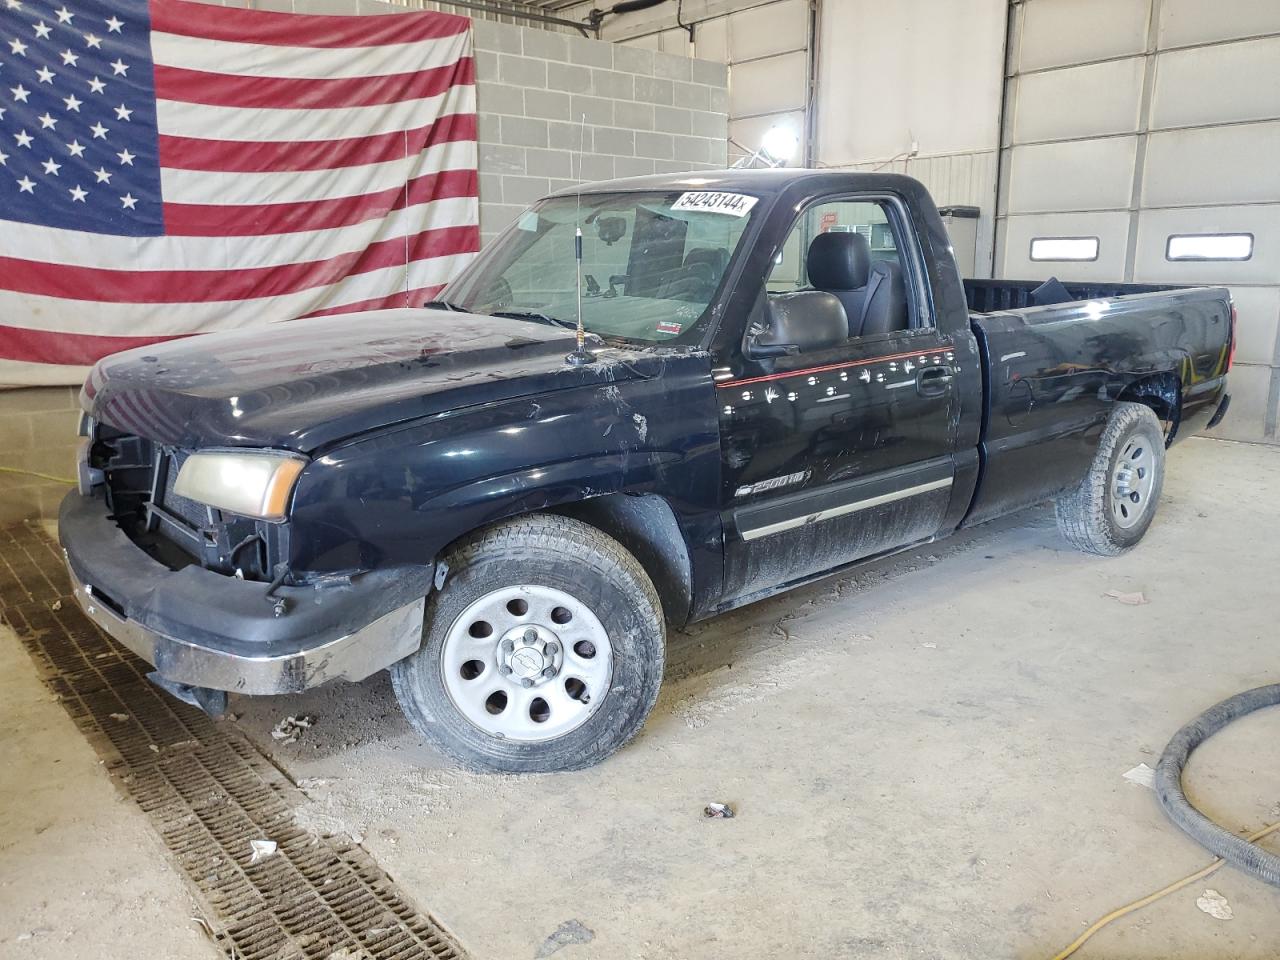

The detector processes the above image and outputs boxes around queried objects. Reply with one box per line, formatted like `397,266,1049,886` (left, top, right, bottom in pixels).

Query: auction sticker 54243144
671,192,759,217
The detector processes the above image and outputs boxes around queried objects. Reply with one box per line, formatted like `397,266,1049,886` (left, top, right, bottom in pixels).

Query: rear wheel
1055,401,1166,556
391,514,665,773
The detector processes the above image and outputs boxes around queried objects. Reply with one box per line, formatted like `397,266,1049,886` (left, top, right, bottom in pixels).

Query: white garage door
997,0,1280,442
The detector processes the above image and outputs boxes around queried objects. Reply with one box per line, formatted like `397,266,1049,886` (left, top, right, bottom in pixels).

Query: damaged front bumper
59,491,431,695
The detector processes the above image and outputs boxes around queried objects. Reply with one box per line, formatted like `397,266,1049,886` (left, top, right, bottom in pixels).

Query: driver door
717,195,960,605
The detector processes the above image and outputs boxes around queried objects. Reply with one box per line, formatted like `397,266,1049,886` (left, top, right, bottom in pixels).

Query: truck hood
84,310,638,452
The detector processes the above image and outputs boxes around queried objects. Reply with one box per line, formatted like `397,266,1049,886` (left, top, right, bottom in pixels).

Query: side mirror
746,291,848,359
745,338,798,360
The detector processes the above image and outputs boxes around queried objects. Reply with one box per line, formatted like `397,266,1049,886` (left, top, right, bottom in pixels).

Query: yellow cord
1050,820,1280,960
0,466,75,485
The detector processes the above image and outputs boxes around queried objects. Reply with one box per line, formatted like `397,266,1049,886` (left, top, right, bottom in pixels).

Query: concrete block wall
559,0,811,167
0,388,79,525
471,20,729,244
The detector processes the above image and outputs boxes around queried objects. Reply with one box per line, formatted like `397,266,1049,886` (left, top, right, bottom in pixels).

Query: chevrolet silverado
62,170,1233,771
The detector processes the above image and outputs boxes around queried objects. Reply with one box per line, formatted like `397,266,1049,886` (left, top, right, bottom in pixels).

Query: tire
1055,401,1167,556
390,514,665,773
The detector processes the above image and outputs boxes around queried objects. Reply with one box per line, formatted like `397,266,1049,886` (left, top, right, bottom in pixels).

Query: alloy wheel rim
440,584,614,742
1112,434,1158,529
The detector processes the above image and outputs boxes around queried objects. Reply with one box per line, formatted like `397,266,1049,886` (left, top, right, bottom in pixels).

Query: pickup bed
62,170,1233,771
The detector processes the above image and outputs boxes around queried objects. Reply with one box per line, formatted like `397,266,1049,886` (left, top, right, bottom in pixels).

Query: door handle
916,364,955,397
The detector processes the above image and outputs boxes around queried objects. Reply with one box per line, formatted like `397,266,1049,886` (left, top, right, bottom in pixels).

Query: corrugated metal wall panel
1157,0,1280,49
1001,210,1132,281
1142,122,1280,208
1131,205,1280,283
720,0,809,61
1219,286,1280,367
1006,138,1137,213
1016,0,1149,71
1011,57,1145,142
1150,37,1280,128
729,50,808,117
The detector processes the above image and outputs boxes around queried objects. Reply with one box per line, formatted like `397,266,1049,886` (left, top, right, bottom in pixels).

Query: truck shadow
642,504,1059,741
231,504,1062,767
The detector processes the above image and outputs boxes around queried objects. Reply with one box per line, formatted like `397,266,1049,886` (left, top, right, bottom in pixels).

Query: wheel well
1118,371,1182,443
434,494,696,627
551,494,694,626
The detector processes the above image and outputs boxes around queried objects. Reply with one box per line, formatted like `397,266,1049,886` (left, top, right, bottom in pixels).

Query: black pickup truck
62,170,1233,772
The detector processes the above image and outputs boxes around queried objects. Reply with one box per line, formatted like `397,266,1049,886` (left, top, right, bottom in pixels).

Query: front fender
419,451,682,522
286,353,722,578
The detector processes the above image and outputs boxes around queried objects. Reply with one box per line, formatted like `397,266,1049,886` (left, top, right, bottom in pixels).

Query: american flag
0,0,479,385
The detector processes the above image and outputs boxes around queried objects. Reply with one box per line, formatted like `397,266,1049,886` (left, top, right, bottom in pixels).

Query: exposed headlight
173,450,306,521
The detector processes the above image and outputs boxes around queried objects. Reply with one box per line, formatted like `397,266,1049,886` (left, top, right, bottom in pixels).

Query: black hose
1154,683,1280,887
611,0,667,13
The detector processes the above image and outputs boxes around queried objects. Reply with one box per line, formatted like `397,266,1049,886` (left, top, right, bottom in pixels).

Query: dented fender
287,350,725,605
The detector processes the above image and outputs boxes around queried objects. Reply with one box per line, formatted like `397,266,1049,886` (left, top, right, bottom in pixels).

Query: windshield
440,189,760,345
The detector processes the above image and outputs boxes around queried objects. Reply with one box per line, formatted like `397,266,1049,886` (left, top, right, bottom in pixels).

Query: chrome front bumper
67,558,424,695
60,491,430,696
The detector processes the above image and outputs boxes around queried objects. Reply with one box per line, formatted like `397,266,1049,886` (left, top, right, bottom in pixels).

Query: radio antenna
565,111,596,366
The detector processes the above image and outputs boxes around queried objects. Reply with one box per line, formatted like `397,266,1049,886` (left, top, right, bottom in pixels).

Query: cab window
766,199,916,339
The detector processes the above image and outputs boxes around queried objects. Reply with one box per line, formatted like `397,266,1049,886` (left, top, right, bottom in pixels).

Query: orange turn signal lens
261,457,306,520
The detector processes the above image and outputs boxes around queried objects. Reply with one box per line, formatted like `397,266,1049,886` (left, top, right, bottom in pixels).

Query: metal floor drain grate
1,522,467,960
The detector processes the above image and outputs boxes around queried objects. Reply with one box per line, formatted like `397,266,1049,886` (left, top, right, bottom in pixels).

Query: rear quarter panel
963,287,1231,526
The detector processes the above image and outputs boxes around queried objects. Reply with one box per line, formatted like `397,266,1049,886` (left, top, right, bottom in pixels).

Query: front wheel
1055,401,1167,556
391,514,665,773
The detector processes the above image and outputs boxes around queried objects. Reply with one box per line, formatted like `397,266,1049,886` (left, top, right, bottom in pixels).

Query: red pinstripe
716,347,953,388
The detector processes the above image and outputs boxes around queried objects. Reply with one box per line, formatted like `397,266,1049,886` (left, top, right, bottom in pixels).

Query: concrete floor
0,616,219,958
3,435,1280,958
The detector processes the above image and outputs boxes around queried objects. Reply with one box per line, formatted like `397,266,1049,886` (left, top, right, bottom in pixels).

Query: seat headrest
684,247,728,274
807,232,871,291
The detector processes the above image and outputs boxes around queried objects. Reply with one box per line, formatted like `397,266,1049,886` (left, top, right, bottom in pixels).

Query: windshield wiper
488,310,578,331
424,298,467,312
